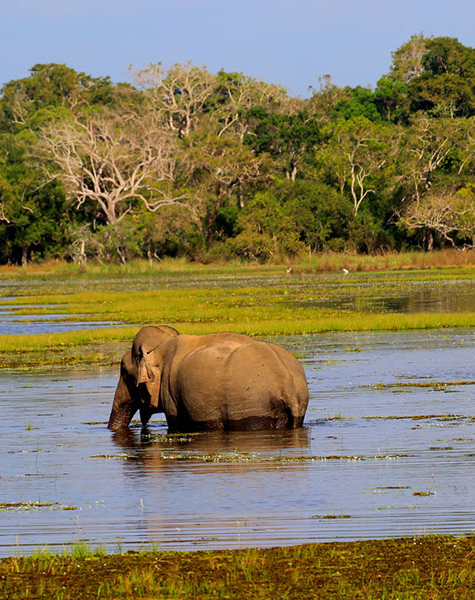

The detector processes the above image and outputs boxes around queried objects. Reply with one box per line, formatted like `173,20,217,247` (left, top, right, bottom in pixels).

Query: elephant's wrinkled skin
108,326,309,432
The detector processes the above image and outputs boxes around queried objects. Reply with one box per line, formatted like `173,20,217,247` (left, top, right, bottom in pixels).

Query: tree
307,75,348,124
333,86,381,122
179,132,266,245
0,63,114,131
0,131,67,264
389,34,429,84
422,37,475,77
281,180,351,252
244,108,320,180
39,107,187,226
133,62,216,138
407,37,475,117
395,115,464,204
315,117,397,216
225,191,304,261
394,115,470,249
409,72,475,118
400,187,475,248
209,70,290,140
373,76,410,123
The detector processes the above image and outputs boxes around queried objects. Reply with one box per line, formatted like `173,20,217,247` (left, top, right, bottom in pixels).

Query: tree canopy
2,36,475,264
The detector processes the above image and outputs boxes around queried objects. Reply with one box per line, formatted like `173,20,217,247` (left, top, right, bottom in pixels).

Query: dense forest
2,34,475,264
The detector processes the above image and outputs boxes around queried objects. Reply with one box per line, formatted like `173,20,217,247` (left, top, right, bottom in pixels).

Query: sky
1,0,475,98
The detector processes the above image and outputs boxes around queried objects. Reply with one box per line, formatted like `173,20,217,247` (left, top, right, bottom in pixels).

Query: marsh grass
3,309,475,369
2,536,475,599
3,258,475,367
2,250,475,279
89,450,410,463
299,248,475,272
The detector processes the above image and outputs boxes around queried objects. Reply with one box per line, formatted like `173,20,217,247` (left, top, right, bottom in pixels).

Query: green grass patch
3,262,475,368
2,309,475,368
2,535,475,599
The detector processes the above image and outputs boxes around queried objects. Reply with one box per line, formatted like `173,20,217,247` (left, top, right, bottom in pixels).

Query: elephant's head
107,325,179,430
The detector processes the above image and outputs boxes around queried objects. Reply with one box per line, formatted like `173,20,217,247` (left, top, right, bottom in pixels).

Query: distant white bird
343,268,349,274
285,267,293,274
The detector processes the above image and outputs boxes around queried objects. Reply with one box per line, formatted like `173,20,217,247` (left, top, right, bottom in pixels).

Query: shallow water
0,311,121,335
2,329,475,555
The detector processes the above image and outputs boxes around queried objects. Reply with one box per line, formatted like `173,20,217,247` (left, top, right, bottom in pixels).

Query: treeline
2,34,475,264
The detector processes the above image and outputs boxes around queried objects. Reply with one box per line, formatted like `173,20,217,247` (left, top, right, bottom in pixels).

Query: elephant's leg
140,406,154,427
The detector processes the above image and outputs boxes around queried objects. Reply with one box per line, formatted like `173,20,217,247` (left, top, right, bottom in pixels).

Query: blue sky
1,0,475,97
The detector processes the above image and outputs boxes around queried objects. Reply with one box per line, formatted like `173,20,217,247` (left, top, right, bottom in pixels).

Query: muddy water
2,329,475,555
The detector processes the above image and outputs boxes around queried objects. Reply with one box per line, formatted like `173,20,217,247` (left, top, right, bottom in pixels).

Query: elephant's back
168,336,249,423
222,340,308,423
168,334,308,429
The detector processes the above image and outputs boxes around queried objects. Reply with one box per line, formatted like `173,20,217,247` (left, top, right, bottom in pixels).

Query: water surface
2,329,475,555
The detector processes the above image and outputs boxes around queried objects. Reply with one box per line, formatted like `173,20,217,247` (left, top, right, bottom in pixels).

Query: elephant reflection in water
108,326,309,433
110,425,312,476
109,426,313,548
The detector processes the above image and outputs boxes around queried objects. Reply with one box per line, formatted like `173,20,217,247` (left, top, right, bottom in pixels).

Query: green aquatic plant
312,514,352,519
0,501,76,511
362,380,475,390
88,451,411,464
370,486,411,491
0,501,59,510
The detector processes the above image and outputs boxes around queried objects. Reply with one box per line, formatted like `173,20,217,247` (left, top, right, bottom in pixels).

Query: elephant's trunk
108,400,137,430
108,375,138,430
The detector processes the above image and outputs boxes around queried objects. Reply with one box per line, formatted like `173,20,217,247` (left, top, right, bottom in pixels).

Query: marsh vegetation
3,261,475,597
4,256,475,368
3,536,475,599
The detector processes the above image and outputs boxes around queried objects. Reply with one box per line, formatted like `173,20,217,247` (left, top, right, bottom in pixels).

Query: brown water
2,329,475,555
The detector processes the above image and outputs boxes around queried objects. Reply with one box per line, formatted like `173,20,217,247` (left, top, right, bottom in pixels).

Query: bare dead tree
133,62,215,139
400,189,475,249
398,115,461,204
133,62,290,143
39,108,190,225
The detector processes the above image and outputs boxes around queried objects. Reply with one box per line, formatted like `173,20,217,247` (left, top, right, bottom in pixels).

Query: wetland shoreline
2,535,475,599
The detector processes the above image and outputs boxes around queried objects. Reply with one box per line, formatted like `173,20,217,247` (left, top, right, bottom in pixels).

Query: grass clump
2,536,475,599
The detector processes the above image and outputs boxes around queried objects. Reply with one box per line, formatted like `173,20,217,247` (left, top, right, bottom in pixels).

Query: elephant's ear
136,349,161,409
145,365,161,408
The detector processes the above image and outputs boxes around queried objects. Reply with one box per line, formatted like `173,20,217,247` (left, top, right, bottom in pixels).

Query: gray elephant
108,325,309,432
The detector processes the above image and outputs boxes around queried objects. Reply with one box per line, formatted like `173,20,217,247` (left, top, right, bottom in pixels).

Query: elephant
108,325,309,432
